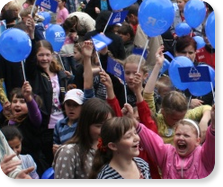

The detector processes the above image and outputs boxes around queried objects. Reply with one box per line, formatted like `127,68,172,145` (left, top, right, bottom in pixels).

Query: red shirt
196,46,215,69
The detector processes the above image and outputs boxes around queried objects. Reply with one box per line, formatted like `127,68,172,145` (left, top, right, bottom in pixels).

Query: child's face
8,137,22,156
124,62,145,89
162,110,186,127
64,100,82,122
174,124,200,157
112,127,140,158
73,47,82,62
11,95,28,117
36,47,53,70
90,113,113,143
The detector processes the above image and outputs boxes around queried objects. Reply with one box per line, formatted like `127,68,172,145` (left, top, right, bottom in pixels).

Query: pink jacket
137,123,215,179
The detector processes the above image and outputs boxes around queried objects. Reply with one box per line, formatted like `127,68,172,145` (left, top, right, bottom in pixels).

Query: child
53,40,95,154
0,81,46,176
56,0,69,25
134,104,215,179
0,130,33,179
89,116,151,179
53,88,84,154
143,46,212,144
52,97,115,178
1,126,39,179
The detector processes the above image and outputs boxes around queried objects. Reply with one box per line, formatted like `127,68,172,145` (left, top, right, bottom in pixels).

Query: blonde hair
155,75,174,95
123,54,149,74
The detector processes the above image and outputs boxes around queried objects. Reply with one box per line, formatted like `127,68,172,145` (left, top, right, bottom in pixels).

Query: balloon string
137,39,149,73
57,53,66,71
30,0,37,17
103,12,113,34
210,82,215,103
21,60,27,82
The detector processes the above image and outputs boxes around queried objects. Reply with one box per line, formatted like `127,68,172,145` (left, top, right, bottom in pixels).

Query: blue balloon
175,22,191,37
188,64,215,96
0,28,32,62
205,12,215,48
138,0,175,37
109,0,137,10
168,56,193,90
38,11,51,26
160,58,170,75
193,36,205,50
41,167,54,179
45,24,66,52
184,0,206,28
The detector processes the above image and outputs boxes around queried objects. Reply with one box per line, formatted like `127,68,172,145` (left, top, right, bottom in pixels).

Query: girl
134,104,215,179
52,97,115,179
170,0,202,39
25,39,68,170
1,126,39,179
0,81,45,176
89,116,151,179
143,46,212,144
56,0,69,25
0,130,33,179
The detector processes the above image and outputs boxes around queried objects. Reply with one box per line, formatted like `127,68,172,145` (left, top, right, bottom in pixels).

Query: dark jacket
84,0,112,20
25,40,67,130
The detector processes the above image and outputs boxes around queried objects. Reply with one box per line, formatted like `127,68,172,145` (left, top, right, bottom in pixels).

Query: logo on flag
108,10,128,25
36,0,58,13
178,66,211,82
107,57,125,83
91,34,112,51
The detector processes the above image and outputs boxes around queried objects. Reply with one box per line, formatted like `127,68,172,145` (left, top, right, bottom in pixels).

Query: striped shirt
97,157,151,179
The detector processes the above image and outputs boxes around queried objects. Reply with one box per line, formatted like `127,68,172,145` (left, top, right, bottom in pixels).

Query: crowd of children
0,0,215,179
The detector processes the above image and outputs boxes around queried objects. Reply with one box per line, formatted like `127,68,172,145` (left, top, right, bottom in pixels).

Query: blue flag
108,10,128,25
178,66,211,82
132,47,148,60
91,34,112,51
107,57,125,84
36,0,58,13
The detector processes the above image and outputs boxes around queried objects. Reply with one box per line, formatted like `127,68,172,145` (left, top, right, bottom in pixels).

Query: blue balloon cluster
138,0,175,37
45,24,66,52
0,28,32,62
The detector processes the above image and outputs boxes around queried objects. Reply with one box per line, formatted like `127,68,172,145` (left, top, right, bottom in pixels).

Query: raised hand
1,154,21,175
22,81,33,102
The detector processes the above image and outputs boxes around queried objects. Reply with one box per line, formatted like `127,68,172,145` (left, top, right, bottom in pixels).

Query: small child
1,126,39,179
56,0,69,24
53,88,84,154
89,116,151,179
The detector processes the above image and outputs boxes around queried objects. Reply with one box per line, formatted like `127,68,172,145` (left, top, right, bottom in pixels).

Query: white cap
64,89,84,105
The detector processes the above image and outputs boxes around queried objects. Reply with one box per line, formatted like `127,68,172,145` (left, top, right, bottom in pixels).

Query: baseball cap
64,89,84,105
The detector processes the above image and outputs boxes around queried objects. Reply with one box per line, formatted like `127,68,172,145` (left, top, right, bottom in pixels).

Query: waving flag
108,10,128,25
107,57,125,84
91,34,112,51
36,0,58,13
178,66,211,82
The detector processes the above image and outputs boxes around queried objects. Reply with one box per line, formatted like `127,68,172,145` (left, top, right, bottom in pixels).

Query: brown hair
175,35,197,52
161,90,188,114
35,40,62,73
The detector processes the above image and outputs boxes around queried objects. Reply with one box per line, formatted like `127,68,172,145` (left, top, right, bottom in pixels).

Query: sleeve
143,92,157,114
53,121,61,144
27,99,42,127
185,105,212,121
136,100,158,133
201,125,215,173
136,123,171,169
106,97,122,117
